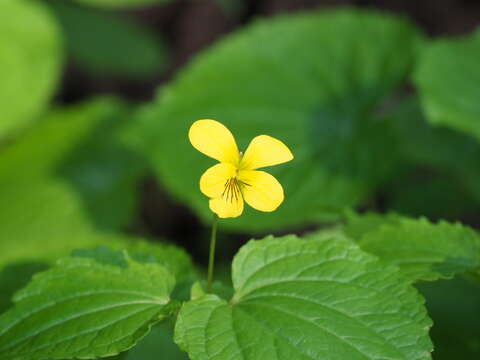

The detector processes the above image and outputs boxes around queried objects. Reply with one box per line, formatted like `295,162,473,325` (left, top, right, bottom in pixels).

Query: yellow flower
189,119,293,218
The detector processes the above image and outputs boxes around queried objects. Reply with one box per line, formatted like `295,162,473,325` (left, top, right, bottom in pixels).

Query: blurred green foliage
418,277,480,359
48,1,169,79
0,98,149,285
74,0,172,9
0,0,62,139
415,29,480,142
386,98,480,219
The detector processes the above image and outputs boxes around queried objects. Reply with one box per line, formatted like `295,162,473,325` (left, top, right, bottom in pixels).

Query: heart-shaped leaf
175,234,432,359
0,251,175,360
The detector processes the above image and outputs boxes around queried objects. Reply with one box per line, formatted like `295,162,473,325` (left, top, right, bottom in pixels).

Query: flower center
222,177,242,203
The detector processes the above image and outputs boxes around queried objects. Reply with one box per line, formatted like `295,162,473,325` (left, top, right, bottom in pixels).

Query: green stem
207,214,218,293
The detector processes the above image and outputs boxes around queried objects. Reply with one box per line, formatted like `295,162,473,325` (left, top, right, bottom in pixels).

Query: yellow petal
238,170,284,212
209,196,244,218
189,119,240,164
239,135,293,170
199,163,236,198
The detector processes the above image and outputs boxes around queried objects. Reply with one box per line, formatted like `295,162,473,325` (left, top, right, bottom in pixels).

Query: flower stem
207,214,218,293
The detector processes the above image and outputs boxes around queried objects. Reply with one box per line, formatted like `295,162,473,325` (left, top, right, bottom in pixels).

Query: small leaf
140,8,423,231
175,235,432,360
0,0,62,139
345,213,480,282
0,252,175,360
415,30,480,142
49,1,168,79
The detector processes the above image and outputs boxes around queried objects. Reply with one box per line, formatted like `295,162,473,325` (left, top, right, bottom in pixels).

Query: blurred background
1,0,480,359
46,0,480,257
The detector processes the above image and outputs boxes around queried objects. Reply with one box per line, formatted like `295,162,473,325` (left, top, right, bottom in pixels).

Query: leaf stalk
207,214,218,293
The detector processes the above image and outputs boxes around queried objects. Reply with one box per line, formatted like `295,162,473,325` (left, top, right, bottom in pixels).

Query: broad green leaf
0,178,124,268
0,97,146,237
415,29,480,142
71,244,196,295
0,97,131,176
346,213,480,282
48,1,168,79
73,241,198,299
175,235,432,360
140,9,423,231
0,252,175,360
0,0,62,139
418,276,480,359
126,243,197,301
343,210,404,239
0,239,197,314
74,0,172,8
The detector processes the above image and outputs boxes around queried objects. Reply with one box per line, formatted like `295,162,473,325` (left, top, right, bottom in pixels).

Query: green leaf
0,252,175,360
0,239,197,314
74,241,198,299
0,178,123,268
346,213,480,282
125,241,198,294
73,0,172,9
141,8,423,231
343,210,404,239
0,97,146,237
48,1,168,79
417,276,480,359
174,235,432,360
415,29,480,142
0,0,62,139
